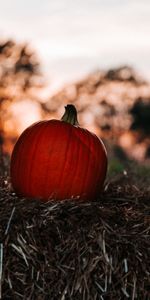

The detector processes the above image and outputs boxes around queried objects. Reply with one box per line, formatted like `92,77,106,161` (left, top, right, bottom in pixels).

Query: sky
0,0,150,91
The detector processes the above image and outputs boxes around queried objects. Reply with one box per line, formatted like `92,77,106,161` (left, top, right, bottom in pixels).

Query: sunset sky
0,0,150,91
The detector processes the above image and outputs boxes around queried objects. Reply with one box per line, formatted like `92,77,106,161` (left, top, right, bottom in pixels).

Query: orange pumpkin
10,105,107,201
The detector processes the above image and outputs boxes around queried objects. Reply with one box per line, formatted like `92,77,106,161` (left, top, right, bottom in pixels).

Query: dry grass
0,174,149,300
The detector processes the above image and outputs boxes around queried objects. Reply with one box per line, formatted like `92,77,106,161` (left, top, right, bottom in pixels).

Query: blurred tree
0,39,41,90
130,98,150,134
15,46,39,74
0,39,45,153
48,66,150,163
104,65,144,83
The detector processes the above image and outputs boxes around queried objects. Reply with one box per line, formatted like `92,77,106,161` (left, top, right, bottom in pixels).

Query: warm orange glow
0,43,149,164
6,100,42,134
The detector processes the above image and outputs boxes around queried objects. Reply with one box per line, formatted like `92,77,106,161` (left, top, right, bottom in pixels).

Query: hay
0,176,150,300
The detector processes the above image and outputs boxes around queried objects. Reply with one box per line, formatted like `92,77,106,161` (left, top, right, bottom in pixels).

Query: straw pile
0,175,149,300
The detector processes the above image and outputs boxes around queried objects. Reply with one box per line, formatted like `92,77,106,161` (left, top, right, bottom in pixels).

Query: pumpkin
10,104,107,201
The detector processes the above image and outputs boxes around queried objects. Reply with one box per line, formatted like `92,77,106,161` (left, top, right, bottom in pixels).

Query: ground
0,157,149,300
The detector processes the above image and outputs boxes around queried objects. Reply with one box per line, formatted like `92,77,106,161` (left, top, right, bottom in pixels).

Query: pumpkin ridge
39,122,57,199
85,134,94,199
11,126,34,194
95,137,107,195
69,129,98,200
79,129,92,200
67,127,81,198
92,137,102,197
74,127,100,161
43,120,69,199
67,129,81,199
25,124,46,196
57,125,73,199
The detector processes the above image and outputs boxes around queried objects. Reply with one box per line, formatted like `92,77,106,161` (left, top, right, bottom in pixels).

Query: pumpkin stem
61,104,79,126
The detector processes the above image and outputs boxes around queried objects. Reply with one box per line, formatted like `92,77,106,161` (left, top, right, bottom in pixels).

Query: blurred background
0,0,150,172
